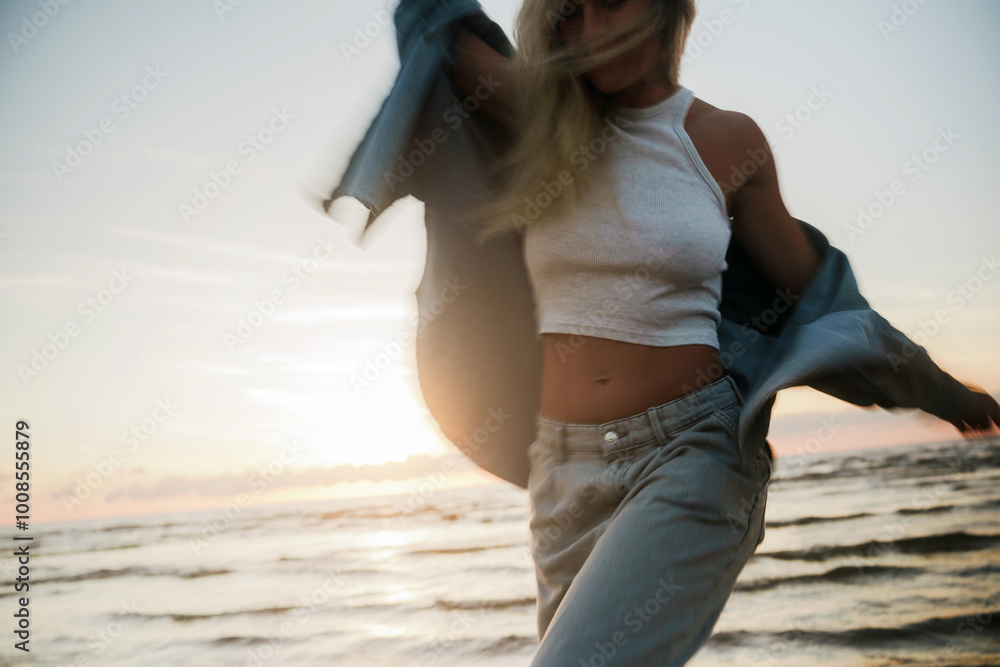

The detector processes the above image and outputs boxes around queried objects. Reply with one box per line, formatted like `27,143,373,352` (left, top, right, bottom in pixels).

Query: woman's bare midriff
532,98,743,425
539,333,725,424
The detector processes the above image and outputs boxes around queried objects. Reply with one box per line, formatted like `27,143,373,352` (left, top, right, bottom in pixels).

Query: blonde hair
470,0,698,246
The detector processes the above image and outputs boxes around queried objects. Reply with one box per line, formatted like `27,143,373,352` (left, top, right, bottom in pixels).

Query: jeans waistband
535,375,742,457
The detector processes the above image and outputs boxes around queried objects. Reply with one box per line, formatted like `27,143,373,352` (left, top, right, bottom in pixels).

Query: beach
4,436,999,667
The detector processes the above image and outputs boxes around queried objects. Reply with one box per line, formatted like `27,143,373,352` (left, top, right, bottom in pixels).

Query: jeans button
603,430,619,445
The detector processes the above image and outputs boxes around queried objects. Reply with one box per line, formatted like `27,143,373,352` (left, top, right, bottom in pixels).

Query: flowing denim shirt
325,0,978,489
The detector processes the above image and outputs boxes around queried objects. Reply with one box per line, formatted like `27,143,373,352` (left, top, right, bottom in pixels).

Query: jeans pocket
711,403,748,474
714,404,741,442
529,454,619,565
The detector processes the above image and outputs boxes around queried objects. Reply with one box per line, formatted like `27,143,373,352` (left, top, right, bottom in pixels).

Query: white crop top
522,85,732,349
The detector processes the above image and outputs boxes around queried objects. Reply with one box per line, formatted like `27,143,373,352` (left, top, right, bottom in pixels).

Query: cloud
97,454,475,502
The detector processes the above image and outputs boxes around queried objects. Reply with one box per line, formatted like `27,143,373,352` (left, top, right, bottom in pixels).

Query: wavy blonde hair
470,0,698,246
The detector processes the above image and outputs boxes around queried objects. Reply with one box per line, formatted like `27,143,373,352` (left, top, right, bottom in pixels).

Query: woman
445,0,999,664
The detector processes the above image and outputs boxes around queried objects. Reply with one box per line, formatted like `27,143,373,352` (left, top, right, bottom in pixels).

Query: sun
311,380,453,468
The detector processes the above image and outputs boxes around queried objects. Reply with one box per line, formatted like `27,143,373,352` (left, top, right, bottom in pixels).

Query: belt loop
725,375,744,406
555,423,567,464
645,406,668,446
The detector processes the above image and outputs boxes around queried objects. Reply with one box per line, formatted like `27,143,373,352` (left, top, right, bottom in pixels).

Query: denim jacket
325,0,977,489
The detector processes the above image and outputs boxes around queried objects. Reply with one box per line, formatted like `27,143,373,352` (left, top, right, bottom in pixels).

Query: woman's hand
946,381,1000,438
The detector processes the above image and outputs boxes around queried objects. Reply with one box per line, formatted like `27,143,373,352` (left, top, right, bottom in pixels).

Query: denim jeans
527,374,771,666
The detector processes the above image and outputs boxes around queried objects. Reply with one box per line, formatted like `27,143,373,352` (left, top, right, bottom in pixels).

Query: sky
0,0,997,524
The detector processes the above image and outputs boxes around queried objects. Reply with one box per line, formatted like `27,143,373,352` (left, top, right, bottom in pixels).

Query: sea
3,437,999,667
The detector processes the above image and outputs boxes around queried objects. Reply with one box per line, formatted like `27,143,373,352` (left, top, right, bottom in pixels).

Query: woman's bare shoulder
683,96,779,216
688,97,763,151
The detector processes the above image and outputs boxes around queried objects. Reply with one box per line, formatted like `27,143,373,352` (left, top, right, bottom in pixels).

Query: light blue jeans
527,374,771,666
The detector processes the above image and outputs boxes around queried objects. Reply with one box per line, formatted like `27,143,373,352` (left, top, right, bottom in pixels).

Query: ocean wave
179,568,232,579
319,508,400,521
896,504,955,515
12,566,232,586
435,597,535,611
768,498,1000,531
954,563,1000,578
47,542,144,557
33,521,183,538
775,441,1000,484
211,634,305,647
735,565,921,593
709,608,1000,648
135,606,296,623
409,543,523,555
756,531,1000,562
766,512,873,528
479,635,537,655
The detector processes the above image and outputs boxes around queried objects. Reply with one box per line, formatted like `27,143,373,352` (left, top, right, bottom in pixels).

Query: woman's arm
447,27,517,129
726,113,1000,436
725,113,822,299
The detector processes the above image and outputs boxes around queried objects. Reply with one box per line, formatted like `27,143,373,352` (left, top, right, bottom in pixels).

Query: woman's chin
586,71,624,96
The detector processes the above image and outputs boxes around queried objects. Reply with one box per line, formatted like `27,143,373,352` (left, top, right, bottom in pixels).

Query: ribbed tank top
522,85,732,349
